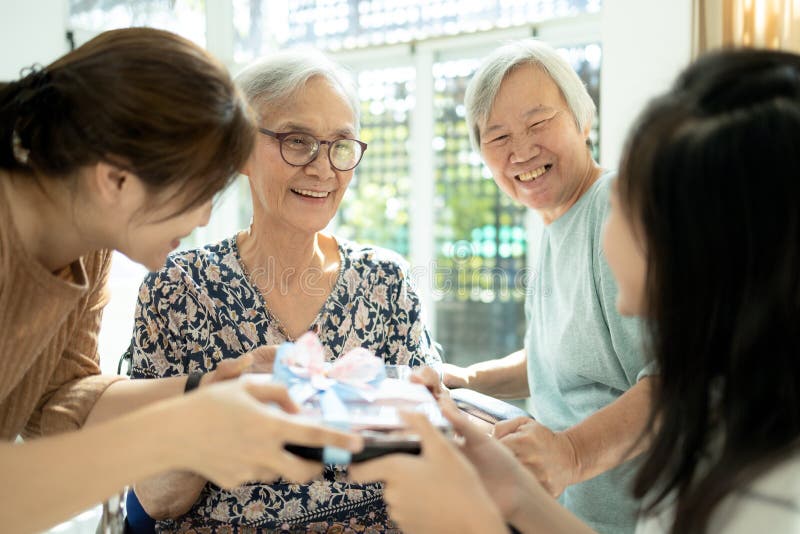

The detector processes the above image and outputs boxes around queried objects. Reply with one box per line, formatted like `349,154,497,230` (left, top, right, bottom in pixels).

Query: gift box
273,332,451,463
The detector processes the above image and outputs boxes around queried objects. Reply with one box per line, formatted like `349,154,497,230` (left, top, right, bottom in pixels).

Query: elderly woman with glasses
125,49,440,532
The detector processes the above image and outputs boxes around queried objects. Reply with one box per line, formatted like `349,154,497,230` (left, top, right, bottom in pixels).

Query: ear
240,151,254,178
90,161,130,206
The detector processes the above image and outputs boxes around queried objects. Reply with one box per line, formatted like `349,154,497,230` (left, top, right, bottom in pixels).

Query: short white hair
235,47,360,130
464,39,596,150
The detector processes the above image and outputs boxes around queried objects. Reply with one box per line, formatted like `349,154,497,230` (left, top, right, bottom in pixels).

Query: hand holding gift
274,332,451,463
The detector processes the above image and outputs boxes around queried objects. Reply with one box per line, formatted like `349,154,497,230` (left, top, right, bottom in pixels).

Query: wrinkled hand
440,363,472,389
181,376,362,489
348,409,506,534
494,417,579,498
202,345,279,386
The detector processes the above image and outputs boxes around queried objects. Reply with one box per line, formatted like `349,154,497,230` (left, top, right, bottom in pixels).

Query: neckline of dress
231,233,347,342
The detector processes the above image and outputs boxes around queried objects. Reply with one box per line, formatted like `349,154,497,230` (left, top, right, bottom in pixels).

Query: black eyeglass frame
258,128,368,171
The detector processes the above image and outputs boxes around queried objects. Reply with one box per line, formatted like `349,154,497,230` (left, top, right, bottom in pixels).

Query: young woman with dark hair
350,47,800,534
617,47,800,533
0,28,360,533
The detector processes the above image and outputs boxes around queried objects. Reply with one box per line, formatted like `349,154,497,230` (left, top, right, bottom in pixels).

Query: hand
410,365,450,400
348,410,506,534
440,363,472,389
202,345,279,386
436,399,545,520
494,417,579,498
176,376,363,489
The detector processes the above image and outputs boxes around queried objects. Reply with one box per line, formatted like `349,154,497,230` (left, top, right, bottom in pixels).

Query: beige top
636,451,800,533
0,181,122,440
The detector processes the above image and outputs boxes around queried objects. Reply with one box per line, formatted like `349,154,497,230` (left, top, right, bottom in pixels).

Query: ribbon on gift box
274,331,386,464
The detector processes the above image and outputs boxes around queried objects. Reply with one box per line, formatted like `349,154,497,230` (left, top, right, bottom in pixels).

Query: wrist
184,372,205,393
461,365,479,389
560,429,585,485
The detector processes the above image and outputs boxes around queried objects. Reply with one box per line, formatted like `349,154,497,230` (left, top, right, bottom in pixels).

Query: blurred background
0,0,699,531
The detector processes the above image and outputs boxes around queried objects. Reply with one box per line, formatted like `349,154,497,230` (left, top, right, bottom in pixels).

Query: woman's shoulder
740,449,800,508
710,450,800,533
636,452,800,534
338,238,410,275
145,235,241,289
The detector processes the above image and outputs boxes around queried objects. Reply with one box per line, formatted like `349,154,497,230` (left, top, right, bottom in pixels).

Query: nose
305,142,337,180
509,135,541,164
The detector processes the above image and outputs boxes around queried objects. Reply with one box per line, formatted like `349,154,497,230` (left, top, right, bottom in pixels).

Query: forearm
134,471,206,520
468,349,529,399
563,377,654,484
88,376,207,519
85,376,188,425
0,400,186,533
509,473,596,534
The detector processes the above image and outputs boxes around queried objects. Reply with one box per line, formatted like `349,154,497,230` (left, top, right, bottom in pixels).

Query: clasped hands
494,416,581,498
421,365,582,498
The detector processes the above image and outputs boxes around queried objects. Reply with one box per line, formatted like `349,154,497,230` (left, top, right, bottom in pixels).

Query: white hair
235,47,360,130
464,39,596,150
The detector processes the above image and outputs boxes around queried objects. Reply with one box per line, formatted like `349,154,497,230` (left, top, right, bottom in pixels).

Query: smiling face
244,75,357,236
479,63,597,223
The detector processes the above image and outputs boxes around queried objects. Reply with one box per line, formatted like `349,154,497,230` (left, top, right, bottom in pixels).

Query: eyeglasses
259,128,368,172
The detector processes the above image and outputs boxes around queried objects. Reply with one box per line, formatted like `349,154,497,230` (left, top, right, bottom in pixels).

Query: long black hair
618,49,800,533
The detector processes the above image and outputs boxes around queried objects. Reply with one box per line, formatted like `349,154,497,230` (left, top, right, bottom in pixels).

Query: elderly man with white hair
440,39,655,534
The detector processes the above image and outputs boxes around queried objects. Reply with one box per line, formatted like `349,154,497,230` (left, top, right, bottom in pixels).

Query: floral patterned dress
129,235,440,533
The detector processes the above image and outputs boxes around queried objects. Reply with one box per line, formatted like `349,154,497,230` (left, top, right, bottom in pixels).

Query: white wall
0,0,68,79
600,0,693,168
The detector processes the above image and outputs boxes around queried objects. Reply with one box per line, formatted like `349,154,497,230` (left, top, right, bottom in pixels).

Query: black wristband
184,372,204,393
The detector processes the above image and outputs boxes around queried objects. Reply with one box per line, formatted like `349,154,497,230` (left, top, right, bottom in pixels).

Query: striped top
0,179,121,440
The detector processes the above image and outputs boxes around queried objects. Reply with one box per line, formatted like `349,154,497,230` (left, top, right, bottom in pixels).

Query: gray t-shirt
525,171,653,534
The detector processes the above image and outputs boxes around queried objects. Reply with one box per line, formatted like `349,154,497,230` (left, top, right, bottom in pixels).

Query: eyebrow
482,106,556,136
275,121,356,139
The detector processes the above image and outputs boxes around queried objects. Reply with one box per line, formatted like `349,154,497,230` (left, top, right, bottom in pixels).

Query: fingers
210,354,254,383
348,454,418,484
397,410,451,456
498,432,527,455
410,366,441,396
249,466,281,484
497,424,539,459
277,417,364,453
273,451,326,483
440,363,468,389
241,380,300,413
492,416,530,439
440,400,487,444
249,345,277,373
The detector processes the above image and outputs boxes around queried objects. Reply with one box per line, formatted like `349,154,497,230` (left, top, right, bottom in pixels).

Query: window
234,0,601,58
68,0,206,45
231,1,603,366
335,66,416,256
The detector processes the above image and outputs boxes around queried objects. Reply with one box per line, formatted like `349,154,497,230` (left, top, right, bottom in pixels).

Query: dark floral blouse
129,235,440,533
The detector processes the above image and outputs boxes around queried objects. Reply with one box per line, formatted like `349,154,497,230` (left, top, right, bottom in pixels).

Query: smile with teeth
291,188,330,198
516,164,552,182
